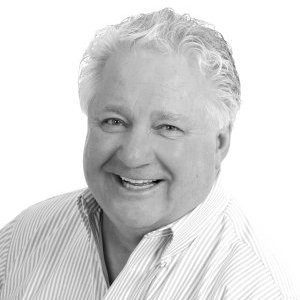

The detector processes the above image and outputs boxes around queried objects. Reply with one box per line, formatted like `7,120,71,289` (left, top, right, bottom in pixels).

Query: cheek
83,130,99,169
83,129,119,172
167,138,216,185
161,137,215,167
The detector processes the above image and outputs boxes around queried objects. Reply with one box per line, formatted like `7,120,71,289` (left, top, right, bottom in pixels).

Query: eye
102,118,124,126
156,124,184,137
100,118,127,132
160,124,180,131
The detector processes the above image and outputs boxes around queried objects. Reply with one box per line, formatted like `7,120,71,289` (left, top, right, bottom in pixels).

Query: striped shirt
0,176,297,299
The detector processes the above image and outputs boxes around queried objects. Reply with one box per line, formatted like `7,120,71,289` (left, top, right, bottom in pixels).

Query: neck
102,212,146,253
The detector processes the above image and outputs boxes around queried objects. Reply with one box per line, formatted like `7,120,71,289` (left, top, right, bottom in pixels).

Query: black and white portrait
0,1,299,298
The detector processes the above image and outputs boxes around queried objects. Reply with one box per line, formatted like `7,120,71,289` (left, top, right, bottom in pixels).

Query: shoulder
0,188,86,288
8,188,86,240
15,188,86,228
220,199,297,299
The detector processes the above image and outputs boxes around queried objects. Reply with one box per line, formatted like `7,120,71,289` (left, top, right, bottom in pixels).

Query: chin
107,197,169,230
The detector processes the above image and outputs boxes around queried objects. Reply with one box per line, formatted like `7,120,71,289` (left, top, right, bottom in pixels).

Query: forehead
91,48,216,120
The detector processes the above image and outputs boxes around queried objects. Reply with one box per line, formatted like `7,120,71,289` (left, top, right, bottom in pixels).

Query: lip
115,172,164,181
111,173,165,195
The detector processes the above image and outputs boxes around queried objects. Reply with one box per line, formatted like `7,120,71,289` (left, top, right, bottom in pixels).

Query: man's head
79,8,240,129
79,8,240,232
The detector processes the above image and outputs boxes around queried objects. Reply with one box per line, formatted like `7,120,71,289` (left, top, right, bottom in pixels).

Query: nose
116,128,154,168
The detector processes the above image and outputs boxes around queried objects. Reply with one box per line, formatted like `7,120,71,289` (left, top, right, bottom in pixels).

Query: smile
114,174,163,191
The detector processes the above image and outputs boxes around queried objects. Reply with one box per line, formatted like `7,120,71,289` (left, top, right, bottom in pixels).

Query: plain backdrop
0,0,299,294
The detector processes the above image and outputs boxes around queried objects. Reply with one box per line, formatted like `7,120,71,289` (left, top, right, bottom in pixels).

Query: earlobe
215,124,231,170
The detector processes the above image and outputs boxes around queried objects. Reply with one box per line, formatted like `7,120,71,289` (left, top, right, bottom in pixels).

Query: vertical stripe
0,177,298,299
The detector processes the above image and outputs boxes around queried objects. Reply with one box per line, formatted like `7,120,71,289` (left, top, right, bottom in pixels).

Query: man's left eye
156,124,184,137
160,124,181,131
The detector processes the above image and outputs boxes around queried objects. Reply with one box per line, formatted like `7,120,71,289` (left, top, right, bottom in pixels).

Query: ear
215,124,232,171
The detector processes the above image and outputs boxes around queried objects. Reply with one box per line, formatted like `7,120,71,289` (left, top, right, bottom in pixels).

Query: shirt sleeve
0,218,16,291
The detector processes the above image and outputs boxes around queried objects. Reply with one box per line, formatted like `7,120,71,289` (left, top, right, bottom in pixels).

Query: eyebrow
102,104,133,118
151,110,189,122
102,105,188,123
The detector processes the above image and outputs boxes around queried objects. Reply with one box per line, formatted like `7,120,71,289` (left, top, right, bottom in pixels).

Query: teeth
120,176,155,184
122,181,156,190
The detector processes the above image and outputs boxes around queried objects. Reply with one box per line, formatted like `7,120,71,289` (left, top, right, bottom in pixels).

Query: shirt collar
77,172,229,257
78,188,99,214
76,188,101,238
160,173,229,259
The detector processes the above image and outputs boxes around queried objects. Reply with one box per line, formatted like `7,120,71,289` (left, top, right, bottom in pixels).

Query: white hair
78,8,241,129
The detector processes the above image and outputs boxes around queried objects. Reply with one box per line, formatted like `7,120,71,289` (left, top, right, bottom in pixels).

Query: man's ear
215,124,232,171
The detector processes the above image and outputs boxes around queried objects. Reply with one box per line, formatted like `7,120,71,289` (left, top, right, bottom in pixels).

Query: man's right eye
100,118,127,132
102,118,124,126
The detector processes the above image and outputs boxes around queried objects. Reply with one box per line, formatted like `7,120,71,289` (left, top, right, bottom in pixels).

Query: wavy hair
78,8,241,128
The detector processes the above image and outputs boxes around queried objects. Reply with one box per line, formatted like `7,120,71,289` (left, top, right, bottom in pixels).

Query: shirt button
159,261,167,268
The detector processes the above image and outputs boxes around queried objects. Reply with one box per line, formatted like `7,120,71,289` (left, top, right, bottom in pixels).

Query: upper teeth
120,176,155,184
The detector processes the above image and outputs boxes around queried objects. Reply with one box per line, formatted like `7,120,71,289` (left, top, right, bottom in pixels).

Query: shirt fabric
0,176,297,299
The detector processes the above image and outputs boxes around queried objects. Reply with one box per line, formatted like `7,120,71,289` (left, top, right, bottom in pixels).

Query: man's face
84,47,224,231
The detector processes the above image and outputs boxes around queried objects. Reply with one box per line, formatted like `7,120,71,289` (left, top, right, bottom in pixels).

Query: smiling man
0,8,297,300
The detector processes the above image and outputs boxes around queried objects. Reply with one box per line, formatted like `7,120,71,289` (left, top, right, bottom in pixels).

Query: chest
98,237,230,300
1,224,230,300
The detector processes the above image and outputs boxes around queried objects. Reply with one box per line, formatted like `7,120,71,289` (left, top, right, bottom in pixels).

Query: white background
0,0,299,294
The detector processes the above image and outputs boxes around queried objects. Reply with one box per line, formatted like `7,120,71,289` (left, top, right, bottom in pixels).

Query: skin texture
83,47,231,282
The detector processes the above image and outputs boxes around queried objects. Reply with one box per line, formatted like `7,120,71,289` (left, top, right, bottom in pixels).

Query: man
0,8,297,299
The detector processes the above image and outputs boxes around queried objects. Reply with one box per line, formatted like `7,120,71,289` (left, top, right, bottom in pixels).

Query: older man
0,8,297,300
